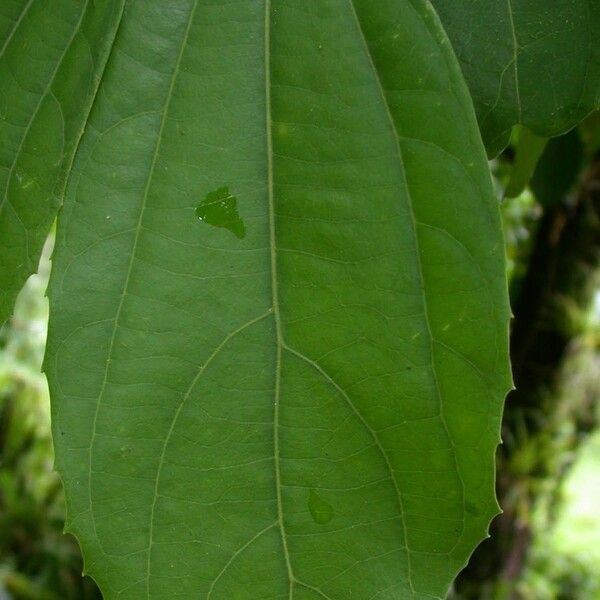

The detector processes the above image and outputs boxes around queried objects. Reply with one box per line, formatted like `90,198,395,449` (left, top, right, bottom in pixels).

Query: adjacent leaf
505,127,548,199
0,0,124,325
432,0,600,156
45,1,511,598
531,129,584,207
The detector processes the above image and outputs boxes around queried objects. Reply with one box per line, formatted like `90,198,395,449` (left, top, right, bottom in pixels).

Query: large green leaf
45,0,511,598
0,0,124,325
432,0,600,156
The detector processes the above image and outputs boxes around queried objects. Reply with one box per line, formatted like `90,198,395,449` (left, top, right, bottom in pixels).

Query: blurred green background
0,114,599,599
0,233,100,600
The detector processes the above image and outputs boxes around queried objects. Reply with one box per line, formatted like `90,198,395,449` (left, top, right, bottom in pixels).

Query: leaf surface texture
45,1,511,598
0,0,124,324
432,0,600,155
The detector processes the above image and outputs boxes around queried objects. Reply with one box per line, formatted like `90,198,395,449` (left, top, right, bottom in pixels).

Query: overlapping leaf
432,0,600,156
41,0,511,598
0,0,124,325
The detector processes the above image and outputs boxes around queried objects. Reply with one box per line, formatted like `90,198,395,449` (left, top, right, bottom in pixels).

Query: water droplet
308,489,334,525
465,501,480,515
196,186,246,239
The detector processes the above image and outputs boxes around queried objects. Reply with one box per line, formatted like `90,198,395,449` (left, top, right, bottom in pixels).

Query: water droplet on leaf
308,489,334,524
465,501,480,515
196,186,246,239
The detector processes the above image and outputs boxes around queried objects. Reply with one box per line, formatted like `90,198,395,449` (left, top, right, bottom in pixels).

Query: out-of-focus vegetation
453,113,600,600
0,117,599,599
0,237,100,600
512,305,600,600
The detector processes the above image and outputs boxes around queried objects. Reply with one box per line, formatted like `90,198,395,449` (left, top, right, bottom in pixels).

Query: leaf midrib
82,1,470,598
265,1,461,596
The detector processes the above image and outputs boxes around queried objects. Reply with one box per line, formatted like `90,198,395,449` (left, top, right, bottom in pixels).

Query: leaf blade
0,0,125,325
432,0,600,156
46,1,511,598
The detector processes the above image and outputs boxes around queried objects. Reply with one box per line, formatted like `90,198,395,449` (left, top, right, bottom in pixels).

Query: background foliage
0,236,100,600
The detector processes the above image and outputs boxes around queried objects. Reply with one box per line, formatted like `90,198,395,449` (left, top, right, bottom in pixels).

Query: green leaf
504,127,548,199
531,129,584,207
431,0,600,156
45,1,511,598
0,0,124,325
